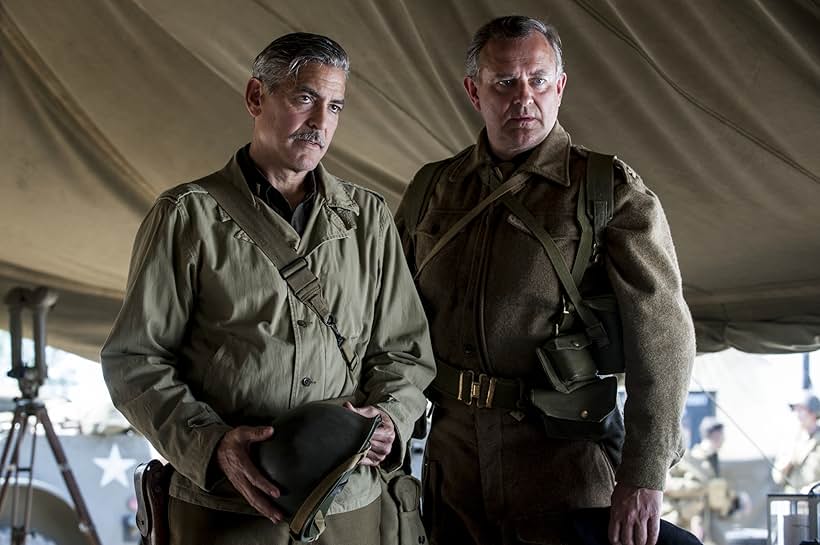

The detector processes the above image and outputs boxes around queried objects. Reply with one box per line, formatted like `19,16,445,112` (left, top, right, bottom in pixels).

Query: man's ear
556,71,568,101
244,78,265,118
463,76,481,112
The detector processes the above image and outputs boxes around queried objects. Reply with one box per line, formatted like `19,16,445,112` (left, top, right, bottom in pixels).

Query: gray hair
465,16,564,79
252,32,349,91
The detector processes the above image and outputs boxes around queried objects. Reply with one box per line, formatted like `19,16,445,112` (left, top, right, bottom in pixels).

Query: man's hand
215,425,283,523
608,483,662,545
343,402,396,466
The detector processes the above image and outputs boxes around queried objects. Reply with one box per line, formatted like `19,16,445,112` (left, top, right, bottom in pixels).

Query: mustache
290,129,325,148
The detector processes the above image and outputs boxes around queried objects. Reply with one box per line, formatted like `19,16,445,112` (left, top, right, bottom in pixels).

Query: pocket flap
529,376,617,422
389,474,422,513
545,332,592,351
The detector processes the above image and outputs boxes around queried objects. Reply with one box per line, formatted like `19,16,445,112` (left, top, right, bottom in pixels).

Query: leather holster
134,459,174,545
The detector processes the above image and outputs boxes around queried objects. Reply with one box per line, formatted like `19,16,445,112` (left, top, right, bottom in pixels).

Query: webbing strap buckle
280,258,321,300
457,371,497,409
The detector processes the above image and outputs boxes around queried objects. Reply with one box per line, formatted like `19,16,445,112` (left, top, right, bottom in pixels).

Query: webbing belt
200,177,358,368
430,360,526,410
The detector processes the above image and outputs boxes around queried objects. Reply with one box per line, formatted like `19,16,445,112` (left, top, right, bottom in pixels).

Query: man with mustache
102,32,435,544
396,16,695,545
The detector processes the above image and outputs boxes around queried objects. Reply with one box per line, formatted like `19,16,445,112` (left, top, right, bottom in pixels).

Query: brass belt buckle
457,370,497,408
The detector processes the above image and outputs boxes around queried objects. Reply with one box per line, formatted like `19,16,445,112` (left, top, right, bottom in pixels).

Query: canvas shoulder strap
585,152,615,264
414,172,529,280
198,176,357,367
499,151,615,345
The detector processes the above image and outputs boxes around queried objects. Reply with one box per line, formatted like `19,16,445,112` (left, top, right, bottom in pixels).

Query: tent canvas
1,0,818,361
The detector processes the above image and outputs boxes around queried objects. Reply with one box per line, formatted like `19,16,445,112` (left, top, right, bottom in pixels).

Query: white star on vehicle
93,444,136,488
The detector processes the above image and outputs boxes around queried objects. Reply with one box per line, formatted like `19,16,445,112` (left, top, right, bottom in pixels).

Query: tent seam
571,0,820,185
0,3,157,207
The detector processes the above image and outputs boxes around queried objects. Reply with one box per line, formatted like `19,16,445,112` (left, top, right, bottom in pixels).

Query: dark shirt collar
237,144,316,232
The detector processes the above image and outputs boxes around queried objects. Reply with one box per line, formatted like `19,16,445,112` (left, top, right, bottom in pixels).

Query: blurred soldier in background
772,392,820,493
663,417,742,545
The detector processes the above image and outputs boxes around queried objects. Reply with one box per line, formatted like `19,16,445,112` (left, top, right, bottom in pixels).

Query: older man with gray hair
396,15,695,545
102,32,435,544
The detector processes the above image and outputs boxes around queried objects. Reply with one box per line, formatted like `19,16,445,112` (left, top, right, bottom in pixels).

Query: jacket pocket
415,209,469,266
505,211,579,241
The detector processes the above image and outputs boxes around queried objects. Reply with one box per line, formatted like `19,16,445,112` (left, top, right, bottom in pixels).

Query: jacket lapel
298,163,359,256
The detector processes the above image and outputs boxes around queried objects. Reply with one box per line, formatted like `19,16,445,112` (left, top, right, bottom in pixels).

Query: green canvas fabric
0,0,818,358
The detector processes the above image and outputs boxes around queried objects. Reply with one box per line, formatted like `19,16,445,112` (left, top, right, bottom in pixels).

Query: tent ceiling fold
1,0,818,359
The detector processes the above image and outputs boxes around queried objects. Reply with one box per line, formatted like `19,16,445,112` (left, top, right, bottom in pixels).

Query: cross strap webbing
501,195,609,347
199,177,357,367
413,173,529,280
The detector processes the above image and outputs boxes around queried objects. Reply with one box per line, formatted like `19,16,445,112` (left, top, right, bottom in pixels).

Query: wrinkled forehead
279,63,347,96
478,34,558,78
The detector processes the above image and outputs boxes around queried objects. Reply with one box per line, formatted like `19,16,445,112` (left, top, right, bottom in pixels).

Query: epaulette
155,180,209,206
613,157,642,187
339,179,386,204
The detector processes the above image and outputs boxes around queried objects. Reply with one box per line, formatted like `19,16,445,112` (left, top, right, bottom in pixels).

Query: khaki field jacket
102,150,435,515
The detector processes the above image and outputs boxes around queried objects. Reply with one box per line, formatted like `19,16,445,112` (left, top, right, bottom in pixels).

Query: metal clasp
457,370,497,408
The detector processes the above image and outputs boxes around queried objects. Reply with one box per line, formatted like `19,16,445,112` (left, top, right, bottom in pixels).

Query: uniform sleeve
606,164,695,490
101,196,231,490
360,204,436,470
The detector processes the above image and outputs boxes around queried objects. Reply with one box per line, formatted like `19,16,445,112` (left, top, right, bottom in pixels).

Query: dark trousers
168,496,380,545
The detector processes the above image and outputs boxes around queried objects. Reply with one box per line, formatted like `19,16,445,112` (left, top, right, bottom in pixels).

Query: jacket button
463,343,475,355
301,377,314,387
296,319,308,327
580,409,589,419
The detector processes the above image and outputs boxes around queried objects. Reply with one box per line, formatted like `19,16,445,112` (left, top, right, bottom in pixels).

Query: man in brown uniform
395,16,695,545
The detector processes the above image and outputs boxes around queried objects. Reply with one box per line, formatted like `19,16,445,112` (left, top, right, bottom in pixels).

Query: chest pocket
414,209,472,268
505,212,580,242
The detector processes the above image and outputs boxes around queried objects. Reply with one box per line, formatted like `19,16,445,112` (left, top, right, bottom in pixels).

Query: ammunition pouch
379,469,427,545
536,333,599,394
532,327,625,466
134,459,174,545
530,377,624,467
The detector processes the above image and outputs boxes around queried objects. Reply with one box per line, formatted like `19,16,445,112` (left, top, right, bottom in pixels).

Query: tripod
0,287,101,545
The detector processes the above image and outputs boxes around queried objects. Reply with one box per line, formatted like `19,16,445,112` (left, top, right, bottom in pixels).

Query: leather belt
429,360,526,410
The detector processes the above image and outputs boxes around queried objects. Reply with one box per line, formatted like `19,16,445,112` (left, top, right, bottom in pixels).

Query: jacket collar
314,163,359,216
450,122,573,187
220,148,359,216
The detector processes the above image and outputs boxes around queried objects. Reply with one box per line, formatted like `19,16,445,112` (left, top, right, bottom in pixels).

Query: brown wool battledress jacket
395,123,695,526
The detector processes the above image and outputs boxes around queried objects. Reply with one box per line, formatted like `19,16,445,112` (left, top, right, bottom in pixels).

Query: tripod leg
37,407,102,545
0,405,26,507
15,411,41,545
0,407,33,545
